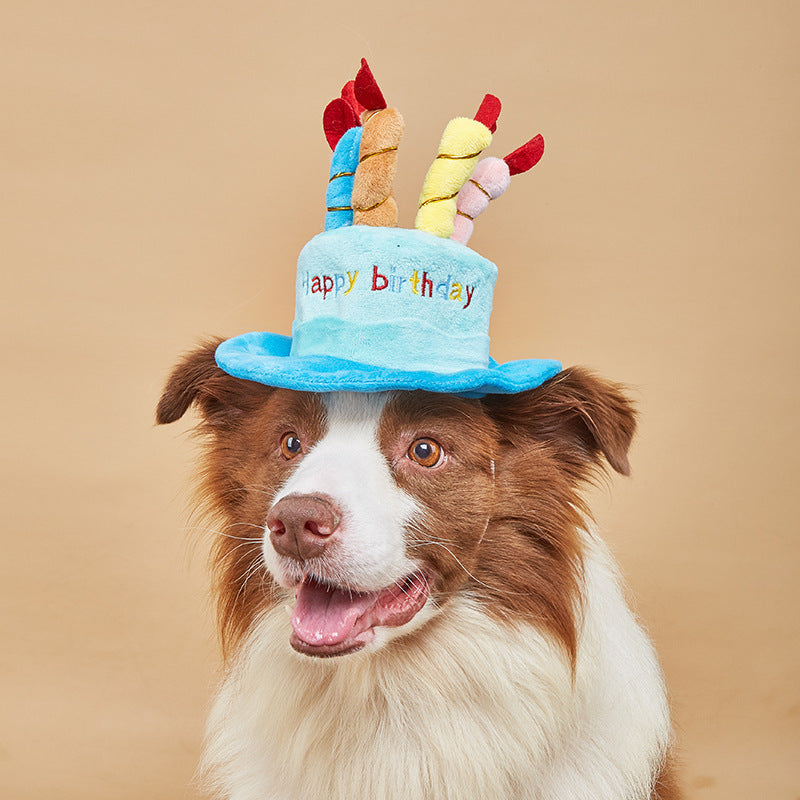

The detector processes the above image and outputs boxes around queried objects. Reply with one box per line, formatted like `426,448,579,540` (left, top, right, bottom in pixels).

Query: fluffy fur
157,339,680,800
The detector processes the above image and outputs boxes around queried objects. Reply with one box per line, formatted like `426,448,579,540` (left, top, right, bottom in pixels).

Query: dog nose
266,493,341,561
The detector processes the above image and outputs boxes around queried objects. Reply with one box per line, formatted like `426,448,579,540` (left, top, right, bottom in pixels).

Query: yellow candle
415,117,492,238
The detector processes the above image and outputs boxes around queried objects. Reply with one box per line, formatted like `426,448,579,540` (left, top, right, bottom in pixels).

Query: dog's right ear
481,366,637,480
156,338,268,427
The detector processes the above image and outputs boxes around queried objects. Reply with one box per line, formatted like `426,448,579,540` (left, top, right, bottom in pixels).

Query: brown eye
407,438,443,468
280,432,303,459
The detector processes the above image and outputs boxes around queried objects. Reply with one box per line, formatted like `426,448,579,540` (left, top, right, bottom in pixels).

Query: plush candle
325,126,363,231
415,117,492,238
351,108,404,227
450,134,545,244
451,157,511,244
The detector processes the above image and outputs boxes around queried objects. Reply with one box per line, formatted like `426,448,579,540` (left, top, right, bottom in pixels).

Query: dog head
158,339,635,660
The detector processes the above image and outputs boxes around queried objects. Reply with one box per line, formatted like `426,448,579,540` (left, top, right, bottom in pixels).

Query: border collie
157,339,679,800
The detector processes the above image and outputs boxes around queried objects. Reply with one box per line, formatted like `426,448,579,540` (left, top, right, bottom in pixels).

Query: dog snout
266,493,341,561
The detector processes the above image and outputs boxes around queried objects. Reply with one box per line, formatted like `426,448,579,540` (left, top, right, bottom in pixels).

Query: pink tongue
291,579,380,646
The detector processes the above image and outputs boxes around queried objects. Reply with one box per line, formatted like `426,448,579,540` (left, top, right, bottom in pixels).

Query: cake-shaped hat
215,59,559,395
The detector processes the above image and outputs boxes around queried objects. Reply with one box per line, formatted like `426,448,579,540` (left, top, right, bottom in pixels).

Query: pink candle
451,134,545,245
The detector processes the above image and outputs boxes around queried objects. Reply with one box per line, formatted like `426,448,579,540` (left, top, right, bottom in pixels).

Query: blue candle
325,127,363,231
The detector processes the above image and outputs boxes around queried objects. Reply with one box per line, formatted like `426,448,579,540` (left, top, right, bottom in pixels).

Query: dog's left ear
481,367,637,477
156,338,270,429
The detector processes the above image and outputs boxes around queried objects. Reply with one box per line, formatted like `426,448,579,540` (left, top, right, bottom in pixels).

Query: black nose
266,493,341,561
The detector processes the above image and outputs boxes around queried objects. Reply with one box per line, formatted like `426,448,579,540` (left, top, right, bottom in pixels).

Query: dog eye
407,438,443,468
280,432,303,459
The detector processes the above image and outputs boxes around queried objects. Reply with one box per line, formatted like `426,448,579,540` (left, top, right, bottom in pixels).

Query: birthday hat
215,59,558,396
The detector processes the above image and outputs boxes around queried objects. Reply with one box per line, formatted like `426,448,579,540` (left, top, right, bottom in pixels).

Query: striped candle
351,108,404,227
325,127,363,231
450,157,511,244
415,117,492,238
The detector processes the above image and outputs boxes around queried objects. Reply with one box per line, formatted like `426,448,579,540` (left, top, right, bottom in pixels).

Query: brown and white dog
158,338,679,800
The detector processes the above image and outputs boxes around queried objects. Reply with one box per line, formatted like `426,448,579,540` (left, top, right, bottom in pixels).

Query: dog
157,338,679,800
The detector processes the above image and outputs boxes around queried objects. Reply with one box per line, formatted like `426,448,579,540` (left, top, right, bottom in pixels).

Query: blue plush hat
215,60,560,396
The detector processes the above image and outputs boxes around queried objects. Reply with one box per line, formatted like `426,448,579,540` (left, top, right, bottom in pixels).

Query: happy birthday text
301,266,476,309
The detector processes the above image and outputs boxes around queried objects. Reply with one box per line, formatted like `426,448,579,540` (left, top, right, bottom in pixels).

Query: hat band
291,316,491,374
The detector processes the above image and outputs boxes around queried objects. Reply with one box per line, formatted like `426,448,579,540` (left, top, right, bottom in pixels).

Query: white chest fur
201,534,670,800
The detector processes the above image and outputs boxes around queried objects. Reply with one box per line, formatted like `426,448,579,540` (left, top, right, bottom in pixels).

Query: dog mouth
289,572,430,657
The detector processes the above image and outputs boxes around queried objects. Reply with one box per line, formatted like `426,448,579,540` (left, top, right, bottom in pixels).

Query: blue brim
216,332,561,396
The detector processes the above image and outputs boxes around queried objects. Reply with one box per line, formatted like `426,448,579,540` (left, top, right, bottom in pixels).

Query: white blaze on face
262,392,420,592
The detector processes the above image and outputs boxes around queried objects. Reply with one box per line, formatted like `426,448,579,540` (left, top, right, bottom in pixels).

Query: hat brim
216,332,562,396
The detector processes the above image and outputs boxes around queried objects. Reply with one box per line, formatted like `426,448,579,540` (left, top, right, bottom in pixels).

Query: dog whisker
407,538,529,597
240,484,279,497
217,483,265,497
182,521,265,541
231,553,266,610
219,541,264,564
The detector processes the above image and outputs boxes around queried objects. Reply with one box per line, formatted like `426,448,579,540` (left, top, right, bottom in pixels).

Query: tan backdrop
2,1,798,798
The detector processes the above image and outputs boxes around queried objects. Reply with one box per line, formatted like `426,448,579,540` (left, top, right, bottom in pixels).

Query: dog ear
156,338,269,427
482,367,637,477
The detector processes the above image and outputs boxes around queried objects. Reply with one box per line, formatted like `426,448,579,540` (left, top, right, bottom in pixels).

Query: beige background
2,1,798,798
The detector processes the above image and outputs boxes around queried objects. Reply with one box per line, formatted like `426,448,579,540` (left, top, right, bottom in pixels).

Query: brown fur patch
472,439,585,666
378,392,497,593
200,389,328,655
157,342,328,655
477,367,637,663
376,379,635,666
